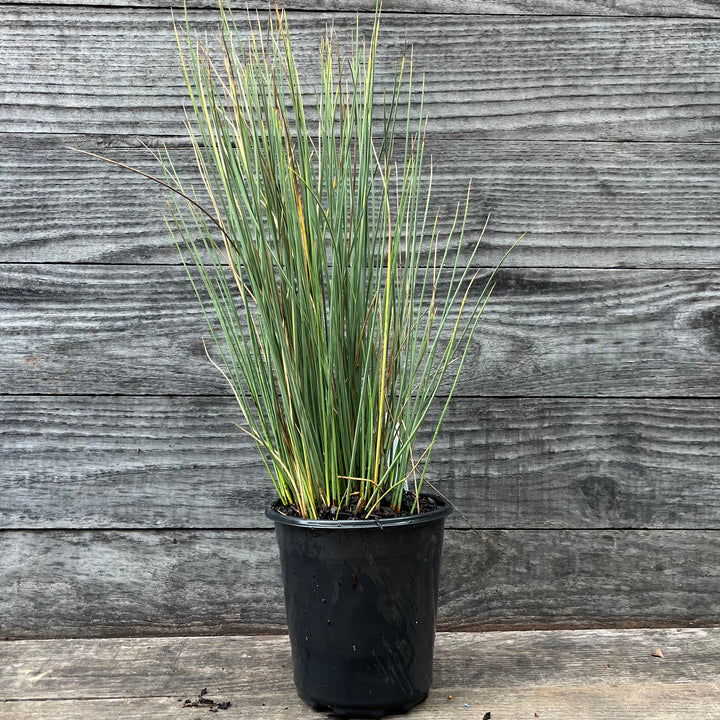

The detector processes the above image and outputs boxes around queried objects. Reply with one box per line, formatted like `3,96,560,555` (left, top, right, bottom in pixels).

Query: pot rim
265,492,453,529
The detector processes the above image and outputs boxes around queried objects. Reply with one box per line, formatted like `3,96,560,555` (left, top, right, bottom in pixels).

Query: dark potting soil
179,688,231,712
274,490,441,520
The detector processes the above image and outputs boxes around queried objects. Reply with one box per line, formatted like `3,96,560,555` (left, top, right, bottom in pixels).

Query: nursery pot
266,495,452,718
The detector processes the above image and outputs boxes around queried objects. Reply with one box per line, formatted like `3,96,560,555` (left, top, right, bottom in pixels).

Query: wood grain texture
3,0,720,18
3,687,719,720
2,529,719,638
3,0,720,642
3,630,720,719
440,529,720,631
3,9,720,141
5,629,718,697
0,530,286,638
3,265,720,397
4,139,720,268
4,395,720,531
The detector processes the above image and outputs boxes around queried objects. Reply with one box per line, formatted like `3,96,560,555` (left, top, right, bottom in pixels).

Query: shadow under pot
266,495,453,718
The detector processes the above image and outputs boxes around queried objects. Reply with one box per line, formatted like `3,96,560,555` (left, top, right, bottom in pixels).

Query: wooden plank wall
2,0,720,639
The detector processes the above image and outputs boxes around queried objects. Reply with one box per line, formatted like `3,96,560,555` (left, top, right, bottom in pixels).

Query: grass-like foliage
80,4,516,519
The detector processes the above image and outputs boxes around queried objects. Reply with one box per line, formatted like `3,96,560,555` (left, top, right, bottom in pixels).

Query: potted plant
79,3,515,716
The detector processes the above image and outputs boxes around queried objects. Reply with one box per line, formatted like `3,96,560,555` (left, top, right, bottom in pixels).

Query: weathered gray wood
3,9,720,141
4,395,720,531
0,530,286,638
3,265,720,397
4,629,718,697
3,630,720,719
3,685,719,720
4,139,720,268
2,529,719,638
440,529,720,631
3,0,720,18
3,0,720,648
433,397,720,530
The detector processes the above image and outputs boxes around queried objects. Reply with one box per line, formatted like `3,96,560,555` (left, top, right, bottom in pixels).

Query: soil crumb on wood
180,688,231,712
274,491,442,520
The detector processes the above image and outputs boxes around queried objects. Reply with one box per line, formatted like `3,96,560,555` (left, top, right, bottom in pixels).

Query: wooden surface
4,10,720,141
4,395,720,530
4,266,720,397
4,140,720,267
3,0,720,15
3,529,720,638
2,0,720,639
2,629,720,718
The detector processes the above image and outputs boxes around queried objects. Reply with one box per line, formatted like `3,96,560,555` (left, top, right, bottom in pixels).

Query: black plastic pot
266,495,453,718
